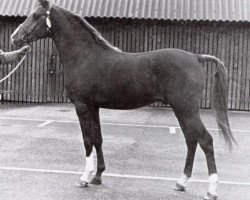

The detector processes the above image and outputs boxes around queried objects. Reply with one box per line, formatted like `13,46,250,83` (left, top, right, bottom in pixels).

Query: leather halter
19,6,52,43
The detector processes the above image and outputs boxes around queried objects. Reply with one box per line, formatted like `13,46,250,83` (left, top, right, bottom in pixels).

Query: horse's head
11,0,52,47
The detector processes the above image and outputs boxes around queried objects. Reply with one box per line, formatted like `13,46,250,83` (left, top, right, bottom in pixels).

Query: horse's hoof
90,176,102,185
173,183,186,192
75,180,88,187
204,192,218,200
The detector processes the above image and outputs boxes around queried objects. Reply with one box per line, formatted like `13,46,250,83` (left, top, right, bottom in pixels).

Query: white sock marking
177,174,189,187
80,152,94,183
208,174,218,195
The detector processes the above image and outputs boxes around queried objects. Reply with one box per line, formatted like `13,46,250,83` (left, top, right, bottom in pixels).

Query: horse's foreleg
90,111,105,185
74,103,97,187
79,148,94,186
91,142,105,185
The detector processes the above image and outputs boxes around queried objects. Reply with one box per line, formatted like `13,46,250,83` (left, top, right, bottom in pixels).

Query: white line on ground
169,127,176,134
0,166,249,186
0,117,250,133
37,120,54,127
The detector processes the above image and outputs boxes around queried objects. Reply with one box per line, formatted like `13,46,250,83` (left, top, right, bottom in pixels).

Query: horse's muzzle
11,27,27,47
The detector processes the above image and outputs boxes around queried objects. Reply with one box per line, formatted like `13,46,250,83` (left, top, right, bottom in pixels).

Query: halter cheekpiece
46,10,52,29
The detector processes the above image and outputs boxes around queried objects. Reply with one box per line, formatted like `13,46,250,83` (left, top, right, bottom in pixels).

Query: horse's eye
33,13,40,20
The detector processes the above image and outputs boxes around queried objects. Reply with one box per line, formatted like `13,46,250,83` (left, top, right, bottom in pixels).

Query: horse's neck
50,6,102,65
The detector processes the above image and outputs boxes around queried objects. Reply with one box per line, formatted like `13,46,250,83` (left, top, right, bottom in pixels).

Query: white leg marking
177,174,189,187
80,152,94,183
208,174,218,195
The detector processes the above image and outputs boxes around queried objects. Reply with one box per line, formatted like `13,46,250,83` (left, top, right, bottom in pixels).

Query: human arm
0,46,31,64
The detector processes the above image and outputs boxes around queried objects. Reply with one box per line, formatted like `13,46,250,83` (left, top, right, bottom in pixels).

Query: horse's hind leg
198,130,218,200
174,138,198,191
173,109,218,200
172,111,199,191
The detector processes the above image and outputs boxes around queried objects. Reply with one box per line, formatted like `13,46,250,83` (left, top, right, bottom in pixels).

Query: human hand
19,45,31,54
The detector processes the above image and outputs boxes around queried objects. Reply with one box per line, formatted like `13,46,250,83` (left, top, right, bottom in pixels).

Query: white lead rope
0,55,27,84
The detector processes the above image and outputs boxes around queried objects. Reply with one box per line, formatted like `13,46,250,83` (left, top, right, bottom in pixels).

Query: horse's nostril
22,35,27,42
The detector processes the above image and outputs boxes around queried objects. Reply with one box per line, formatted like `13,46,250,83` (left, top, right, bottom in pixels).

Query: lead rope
0,55,27,84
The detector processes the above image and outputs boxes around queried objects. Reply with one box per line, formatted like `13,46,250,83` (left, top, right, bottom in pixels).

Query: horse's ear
38,0,51,9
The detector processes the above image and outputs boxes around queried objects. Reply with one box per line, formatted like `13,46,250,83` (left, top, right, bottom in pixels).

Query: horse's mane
72,14,121,52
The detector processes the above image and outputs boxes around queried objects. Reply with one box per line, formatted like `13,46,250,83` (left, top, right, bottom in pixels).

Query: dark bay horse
11,1,236,199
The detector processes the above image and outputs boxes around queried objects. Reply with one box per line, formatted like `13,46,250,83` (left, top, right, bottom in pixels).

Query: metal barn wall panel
1,0,250,22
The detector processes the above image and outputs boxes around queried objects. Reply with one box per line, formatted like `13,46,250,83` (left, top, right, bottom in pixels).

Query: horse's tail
196,54,237,150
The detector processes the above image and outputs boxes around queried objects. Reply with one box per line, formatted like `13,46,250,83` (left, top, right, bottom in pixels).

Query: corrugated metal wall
1,0,250,22
1,17,250,110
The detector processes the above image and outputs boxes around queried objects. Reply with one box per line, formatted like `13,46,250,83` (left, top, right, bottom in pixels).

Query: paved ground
0,103,249,200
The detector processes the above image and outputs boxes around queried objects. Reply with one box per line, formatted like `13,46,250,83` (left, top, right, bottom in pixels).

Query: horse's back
119,48,205,90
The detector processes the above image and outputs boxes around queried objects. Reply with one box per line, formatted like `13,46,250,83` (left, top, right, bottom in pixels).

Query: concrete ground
0,103,249,200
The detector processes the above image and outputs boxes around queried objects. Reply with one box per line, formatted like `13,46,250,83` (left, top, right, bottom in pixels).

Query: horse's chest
64,74,106,103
